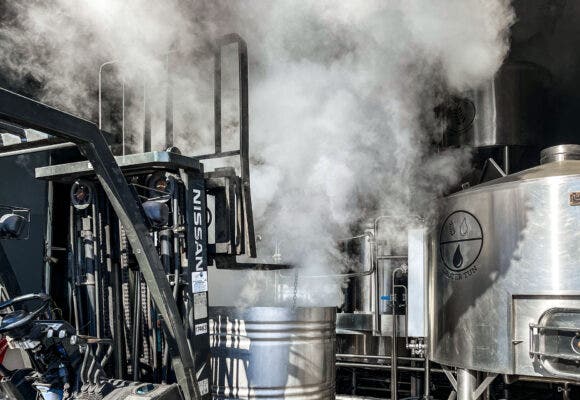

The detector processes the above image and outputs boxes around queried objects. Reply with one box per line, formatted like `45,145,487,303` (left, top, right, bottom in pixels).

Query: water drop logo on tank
439,211,483,280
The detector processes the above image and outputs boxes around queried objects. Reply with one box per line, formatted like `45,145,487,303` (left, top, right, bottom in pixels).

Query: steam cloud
0,1,514,307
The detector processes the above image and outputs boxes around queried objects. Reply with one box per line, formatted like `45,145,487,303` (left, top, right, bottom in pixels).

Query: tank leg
457,369,477,400
558,383,571,400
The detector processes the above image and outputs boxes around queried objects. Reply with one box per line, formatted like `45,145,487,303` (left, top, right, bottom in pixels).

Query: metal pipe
143,83,151,152
503,145,510,175
92,203,102,341
278,231,376,279
425,358,431,399
160,230,172,273
104,218,123,377
92,199,106,364
278,264,375,279
337,354,425,362
163,196,181,382
98,60,119,130
75,214,85,330
80,346,90,384
69,206,80,332
83,218,97,337
338,233,374,242
373,217,385,336
44,179,53,294
391,267,405,400
336,361,445,374
165,52,173,149
457,369,477,400
0,142,75,158
99,344,113,372
121,80,126,156
376,255,407,260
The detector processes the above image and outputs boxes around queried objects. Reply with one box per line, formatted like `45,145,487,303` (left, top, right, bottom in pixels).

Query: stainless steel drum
429,152,580,380
209,307,336,399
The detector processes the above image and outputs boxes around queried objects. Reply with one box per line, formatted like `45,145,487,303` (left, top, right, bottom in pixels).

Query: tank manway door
529,308,580,380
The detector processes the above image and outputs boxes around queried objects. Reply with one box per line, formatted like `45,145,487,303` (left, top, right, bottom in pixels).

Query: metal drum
209,307,336,399
429,149,580,380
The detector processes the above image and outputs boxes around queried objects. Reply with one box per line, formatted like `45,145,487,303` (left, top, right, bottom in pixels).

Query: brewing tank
209,306,336,399
443,61,551,148
429,146,580,380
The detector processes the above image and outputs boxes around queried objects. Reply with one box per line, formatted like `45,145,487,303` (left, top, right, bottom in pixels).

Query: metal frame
0,88,201,400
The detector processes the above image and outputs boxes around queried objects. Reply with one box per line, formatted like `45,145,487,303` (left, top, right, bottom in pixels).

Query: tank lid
540,144,580,164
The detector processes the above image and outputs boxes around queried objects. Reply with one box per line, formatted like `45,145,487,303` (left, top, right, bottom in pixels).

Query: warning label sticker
192,271,208,293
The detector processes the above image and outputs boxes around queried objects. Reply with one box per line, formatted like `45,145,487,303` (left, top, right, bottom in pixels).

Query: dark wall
510,0,580,145
0,153,48,294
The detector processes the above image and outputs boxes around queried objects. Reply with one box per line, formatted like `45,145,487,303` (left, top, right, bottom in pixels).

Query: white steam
0,1,514,307
229,1,514,306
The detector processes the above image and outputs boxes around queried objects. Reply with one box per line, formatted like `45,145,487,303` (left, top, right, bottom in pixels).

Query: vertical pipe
165,52,173,150
391,267,404,400
98,61,118,130
122,80,126,156
214,44,222,154
373,234,381,335
160,230,172,273
98,64,104,130
44,179,54,294
503,380,509,400
76,214,85,330
83,216,97,337
424,358,431,399
92,203,102,341
503,145,510,175
143,84,151,152
69,206,80,332
411,360,419,397
163,196,181,381
457,369,477,400
105,219,123,377
157,229,171,380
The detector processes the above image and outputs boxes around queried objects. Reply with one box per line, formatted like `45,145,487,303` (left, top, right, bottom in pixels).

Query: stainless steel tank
209,306,336,399
443,61,551,148
428,145,580,381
